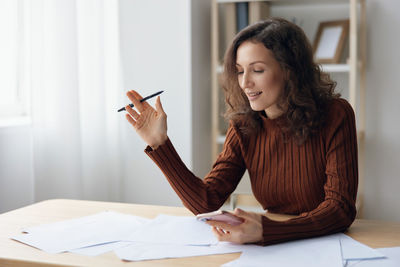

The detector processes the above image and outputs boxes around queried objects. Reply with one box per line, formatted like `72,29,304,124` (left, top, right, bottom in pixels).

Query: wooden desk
0,199,399,267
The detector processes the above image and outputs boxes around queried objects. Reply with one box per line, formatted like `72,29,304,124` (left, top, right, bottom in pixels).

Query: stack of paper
125,214,219,245
11,211,400,266
12,211,243,259
221,234,390,267
14,211,149,253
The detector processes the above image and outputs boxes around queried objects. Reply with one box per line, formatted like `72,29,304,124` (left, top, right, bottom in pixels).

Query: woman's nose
240,72,253,89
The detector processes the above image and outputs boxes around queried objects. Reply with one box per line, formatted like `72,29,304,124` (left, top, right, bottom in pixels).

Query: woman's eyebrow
236,61,267,67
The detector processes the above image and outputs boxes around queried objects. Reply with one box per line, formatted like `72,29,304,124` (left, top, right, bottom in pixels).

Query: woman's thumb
234,208,250,219
234,208,245,216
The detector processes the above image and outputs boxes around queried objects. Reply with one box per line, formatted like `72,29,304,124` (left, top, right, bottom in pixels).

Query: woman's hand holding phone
197,208,263,244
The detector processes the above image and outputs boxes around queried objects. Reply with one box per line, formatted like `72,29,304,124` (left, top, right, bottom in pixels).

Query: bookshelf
211,0,366,215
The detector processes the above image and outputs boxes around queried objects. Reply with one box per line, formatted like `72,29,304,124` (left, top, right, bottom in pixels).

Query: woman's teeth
248,91,262,97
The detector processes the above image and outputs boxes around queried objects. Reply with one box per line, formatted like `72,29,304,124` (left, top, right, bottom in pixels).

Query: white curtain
30,0,123,202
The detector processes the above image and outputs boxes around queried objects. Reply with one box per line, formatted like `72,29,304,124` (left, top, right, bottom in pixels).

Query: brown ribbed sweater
145,98,358,245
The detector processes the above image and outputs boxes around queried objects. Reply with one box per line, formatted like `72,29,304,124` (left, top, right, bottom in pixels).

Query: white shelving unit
211,0,366,215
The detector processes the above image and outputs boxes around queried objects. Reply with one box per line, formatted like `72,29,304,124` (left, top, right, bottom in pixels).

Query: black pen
118,90,164,112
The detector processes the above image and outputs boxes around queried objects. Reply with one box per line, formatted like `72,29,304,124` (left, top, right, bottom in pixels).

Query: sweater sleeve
145,123,247,214
259,99,358,246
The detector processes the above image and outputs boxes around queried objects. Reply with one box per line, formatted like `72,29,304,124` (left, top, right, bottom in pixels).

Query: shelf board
320,64,350,73
216,65,223,74
217,134,226,144
357,130,365,142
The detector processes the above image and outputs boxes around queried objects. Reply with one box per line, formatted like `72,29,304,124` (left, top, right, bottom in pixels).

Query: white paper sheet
126,214,218,246
379,247,400,263
12,211,149,253
114,242,244,261
22,211,146,233
340,234,385,261
346,247,400,267
222,234,343,267
70,241,132,256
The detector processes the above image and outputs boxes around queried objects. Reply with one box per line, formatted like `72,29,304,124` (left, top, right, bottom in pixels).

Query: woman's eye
254,70,264,73
236,71,244,75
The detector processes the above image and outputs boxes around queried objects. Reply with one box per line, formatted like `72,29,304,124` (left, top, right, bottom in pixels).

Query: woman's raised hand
125,90,168,149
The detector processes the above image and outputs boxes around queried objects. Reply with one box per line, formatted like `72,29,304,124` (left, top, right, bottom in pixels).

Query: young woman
124,18,358,246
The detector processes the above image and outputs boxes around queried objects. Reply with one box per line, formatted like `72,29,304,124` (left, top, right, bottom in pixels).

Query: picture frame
313,19,349,64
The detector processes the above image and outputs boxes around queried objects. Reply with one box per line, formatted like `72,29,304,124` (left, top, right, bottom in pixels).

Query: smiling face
236,41,286,119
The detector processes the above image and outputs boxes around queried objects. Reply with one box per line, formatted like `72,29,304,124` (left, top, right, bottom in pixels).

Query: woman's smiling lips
246,91,263,101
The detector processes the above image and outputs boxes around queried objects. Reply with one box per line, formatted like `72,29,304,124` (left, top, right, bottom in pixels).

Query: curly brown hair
223,17,339,144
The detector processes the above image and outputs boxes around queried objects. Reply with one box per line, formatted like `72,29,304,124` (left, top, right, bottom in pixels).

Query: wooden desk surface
0,199,399,267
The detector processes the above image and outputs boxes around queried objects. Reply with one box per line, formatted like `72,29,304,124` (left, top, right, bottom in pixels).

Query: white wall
363,0,400,221
118,0,211,207
0,125,34,212
191,0,212,177
118,0,190,207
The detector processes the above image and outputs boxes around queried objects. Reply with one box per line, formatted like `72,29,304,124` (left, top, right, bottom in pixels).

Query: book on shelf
236,2,249,32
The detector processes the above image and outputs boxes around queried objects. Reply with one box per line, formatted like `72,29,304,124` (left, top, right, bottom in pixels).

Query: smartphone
196,210,244,226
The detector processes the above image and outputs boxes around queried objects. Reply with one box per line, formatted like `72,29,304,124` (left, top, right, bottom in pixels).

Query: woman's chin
249,103,265,111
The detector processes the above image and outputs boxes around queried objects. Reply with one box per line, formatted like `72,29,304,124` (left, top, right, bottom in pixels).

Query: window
0,0,30,120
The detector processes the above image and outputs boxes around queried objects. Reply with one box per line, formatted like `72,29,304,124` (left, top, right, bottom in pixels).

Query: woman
124,18,358,246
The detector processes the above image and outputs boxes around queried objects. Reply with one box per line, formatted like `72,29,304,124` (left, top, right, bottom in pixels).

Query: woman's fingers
212,226,231,241
125,104,140,129
206,220,235,232
126,104,140,120
125,113,136,127
126,90,145,113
